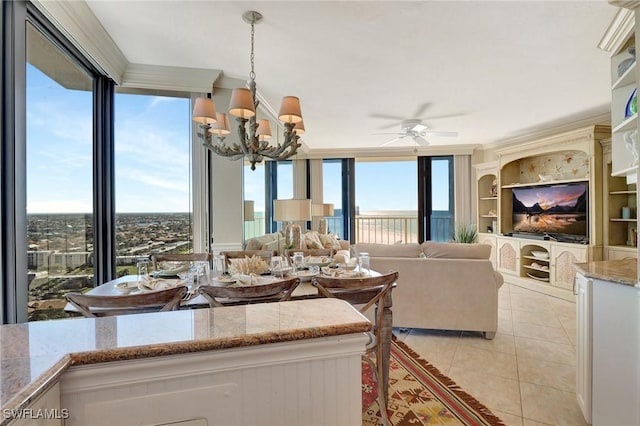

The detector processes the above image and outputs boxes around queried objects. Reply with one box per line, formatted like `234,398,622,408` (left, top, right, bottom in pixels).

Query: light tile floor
394,282,588,426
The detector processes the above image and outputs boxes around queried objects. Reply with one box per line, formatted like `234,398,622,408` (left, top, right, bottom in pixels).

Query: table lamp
273,199,311,250
312,203,334,234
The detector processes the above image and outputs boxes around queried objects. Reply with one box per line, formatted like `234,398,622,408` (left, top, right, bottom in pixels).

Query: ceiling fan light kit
192,11,303,170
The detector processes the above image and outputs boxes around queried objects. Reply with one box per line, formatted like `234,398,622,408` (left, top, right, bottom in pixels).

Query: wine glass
270,256,283,279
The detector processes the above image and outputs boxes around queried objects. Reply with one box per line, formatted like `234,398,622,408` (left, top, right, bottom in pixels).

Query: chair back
198,277,300,308
311,271,398,320
220,250,277,266
66,286,188,318
151,253,211,270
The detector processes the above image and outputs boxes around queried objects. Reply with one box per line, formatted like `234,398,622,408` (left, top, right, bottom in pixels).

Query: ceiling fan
374,119,458,147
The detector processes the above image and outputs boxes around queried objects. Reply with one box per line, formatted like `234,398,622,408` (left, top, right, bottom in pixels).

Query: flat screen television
512,182,588,239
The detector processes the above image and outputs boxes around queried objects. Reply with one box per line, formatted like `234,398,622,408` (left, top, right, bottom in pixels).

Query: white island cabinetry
576,261,640,425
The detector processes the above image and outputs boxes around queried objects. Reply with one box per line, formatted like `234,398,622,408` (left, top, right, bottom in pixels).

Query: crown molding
598,7,635,54
122,64,222,93
299,144,479,160
30,0,128,84
480,112,611,153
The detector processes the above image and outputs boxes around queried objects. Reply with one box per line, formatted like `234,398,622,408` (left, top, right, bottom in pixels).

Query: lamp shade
273,199,311,222
256,119,272,141
243,200,255,221
278,96,303,124
293,120,305,135
192,97,217,124
229,88,256,118
208,112,231,136
312,203,334,217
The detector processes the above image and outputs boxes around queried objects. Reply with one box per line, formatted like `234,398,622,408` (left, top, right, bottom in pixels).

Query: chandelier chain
249,20,256,81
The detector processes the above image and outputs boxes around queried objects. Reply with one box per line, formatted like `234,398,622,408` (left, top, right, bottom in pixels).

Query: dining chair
150,253,212,270
197,276,301,308
65,286,188,318
219,250,277,266
311,271,398,426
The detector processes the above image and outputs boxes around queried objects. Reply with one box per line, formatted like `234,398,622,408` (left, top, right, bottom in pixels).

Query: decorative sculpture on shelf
624,129,639,168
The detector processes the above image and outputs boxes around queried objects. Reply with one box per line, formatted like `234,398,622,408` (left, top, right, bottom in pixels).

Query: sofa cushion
318,233,342,250
245,232,280,251
303,231,324,249
421,242,491,259
354,242,422,258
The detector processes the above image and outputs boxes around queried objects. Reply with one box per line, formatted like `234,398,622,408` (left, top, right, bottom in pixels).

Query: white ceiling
85,1,618,153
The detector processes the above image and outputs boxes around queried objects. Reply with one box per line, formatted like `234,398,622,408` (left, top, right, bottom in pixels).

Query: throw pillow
318,233,341,250
304,231,324,250
261,238,280,252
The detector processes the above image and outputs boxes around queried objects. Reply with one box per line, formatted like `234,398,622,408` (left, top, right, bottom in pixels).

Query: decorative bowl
114,281,138,294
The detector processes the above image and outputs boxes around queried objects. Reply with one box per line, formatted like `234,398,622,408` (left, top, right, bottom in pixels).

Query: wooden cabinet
550,243,588,291
477,234,497,268
496,236,519,276
575,273,592,424
576,271,640,425
8,383,63,426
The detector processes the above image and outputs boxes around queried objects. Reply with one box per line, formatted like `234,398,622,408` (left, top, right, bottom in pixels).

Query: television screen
512,182,588,237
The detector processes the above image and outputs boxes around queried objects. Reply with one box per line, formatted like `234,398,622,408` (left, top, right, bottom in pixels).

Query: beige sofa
354,242,504,339
245,230,350,253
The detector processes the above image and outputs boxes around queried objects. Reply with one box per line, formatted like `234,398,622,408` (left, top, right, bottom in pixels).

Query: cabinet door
477,234,497,268
496,237,519,275
575,273,591,424
550,245,587,290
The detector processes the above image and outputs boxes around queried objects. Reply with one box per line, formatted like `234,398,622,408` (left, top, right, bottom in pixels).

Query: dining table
64,268,395,404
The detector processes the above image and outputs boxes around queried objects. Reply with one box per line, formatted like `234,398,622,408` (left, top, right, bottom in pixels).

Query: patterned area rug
363,339,505,425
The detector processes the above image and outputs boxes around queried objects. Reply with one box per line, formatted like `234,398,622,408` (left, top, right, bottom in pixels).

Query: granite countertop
0,298,371,423
575,258,639,287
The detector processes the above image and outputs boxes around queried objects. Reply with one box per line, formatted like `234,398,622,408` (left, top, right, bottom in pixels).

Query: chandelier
192,10,304,170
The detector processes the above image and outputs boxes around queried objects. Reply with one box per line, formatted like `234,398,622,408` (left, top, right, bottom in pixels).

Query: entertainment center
475,125,611,300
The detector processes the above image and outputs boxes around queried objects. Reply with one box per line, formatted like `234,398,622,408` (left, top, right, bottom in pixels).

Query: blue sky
29,63,450,215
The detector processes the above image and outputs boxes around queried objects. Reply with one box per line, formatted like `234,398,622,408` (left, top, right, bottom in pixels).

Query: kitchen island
574,258,639,426
0,298,371,425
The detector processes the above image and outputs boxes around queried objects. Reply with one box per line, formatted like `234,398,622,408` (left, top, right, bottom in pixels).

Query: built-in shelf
480,196,498,200
613,113,638,133
610,190,637,195
522,255,550,262
480,214,498,218
501,178,589,189
611,165,638,177
522,264,550,273
610,218,638,222
613,61,637,90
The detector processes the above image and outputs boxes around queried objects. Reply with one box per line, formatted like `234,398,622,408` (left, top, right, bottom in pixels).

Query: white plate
212,276,236,284
530,251,549,259
527,272,549,282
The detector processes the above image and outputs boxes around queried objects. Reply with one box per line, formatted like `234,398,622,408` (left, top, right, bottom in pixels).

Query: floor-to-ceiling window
244,162,266,239
354,159,418,243
322,159,345,238
113,91,192,277
25,22,95,321
419,155,455,242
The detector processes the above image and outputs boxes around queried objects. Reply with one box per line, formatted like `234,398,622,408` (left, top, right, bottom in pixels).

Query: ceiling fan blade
413,135,429,146
423,131,458,137
411,103,431,119
369,113,405,121
371,132,404,136
378,121,404,130
380,134,409,147
420,112,465,121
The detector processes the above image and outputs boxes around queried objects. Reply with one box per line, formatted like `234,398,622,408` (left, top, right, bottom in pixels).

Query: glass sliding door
322,159,344,238
244,162,266,239
354,159,418,243
26,22,95,321
113,91,192,277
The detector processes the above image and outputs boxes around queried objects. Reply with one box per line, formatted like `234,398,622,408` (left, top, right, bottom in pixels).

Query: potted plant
453,223,478,243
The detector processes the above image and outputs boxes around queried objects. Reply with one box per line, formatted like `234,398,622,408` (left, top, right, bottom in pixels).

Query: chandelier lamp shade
192,10,304,171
